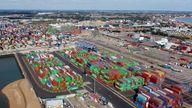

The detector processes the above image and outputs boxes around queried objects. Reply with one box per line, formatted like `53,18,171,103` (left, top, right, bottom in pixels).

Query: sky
0,0,192,11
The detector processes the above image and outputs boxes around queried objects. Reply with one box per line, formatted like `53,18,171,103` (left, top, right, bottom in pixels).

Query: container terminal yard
0,10,192,108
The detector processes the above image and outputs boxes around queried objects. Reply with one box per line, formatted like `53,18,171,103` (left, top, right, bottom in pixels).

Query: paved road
0,47,49,55
53,52,136,108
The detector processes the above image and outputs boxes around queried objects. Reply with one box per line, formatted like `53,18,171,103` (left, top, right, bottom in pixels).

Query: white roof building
45,99,63,108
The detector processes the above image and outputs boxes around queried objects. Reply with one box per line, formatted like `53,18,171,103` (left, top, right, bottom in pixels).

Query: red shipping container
51,80,58,86
164,86,180,94
107,70,122,80
59,69,64,73
96,75,103,83
60,80,67,89
43,69,48,74
141,72,151,84
33,66,37,71
38,72,46,78
171,85,183,94
85,68,92,75
149,97,164,108
58,71,65,76
150,75,159,84
116,62,124,67
89,59,99,63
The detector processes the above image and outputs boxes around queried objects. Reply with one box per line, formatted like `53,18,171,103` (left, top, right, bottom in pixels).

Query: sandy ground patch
2,79,41,108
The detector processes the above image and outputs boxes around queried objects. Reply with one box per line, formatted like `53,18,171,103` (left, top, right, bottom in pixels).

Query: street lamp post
84,66,96,94
93,78,96,94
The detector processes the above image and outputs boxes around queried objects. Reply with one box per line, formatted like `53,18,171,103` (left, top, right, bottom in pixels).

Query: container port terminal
0,10,192,108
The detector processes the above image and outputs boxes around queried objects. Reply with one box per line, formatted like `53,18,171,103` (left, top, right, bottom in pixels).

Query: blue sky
0,0,192,11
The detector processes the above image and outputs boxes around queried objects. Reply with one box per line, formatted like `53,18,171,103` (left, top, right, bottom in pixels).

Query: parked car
171,68,182,72
187,62,192,69
158,64,172,69
98,96,108,105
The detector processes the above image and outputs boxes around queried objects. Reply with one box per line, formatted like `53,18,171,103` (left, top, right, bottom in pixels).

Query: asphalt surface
53,52,136,108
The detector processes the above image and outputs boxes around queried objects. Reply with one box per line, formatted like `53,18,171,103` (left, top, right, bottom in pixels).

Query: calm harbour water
176,17,192,24
0,56,23,108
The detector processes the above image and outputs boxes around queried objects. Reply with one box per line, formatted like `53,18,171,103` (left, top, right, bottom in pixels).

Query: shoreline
174,17,192,25
0,54,14,58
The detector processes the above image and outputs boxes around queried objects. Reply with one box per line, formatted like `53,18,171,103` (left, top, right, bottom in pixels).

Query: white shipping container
164,88,174,94
64,65,70,69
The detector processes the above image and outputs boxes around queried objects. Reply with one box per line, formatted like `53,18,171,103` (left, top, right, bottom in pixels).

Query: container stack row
59,48,166,91
134,83,183,108
25,51,84,91
137,70,166,86
114,76,144,92
0,21,50,50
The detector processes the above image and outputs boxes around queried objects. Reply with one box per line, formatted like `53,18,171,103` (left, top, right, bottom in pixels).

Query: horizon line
0,9,192,12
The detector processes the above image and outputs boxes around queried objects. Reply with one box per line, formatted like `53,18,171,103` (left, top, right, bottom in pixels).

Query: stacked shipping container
25,51,84,91
138,70,166,85
115,76,144,91
134,83,183,108
59,48,167,92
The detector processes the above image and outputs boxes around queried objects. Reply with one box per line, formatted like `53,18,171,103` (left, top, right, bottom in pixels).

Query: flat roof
45,99,63,108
